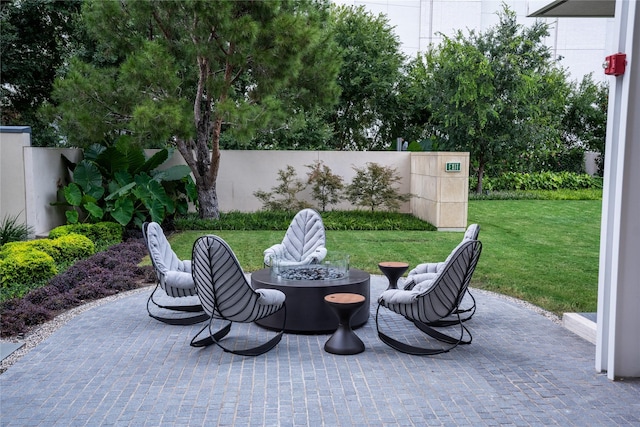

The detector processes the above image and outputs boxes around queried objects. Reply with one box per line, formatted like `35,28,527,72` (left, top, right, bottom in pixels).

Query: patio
1,275,639,426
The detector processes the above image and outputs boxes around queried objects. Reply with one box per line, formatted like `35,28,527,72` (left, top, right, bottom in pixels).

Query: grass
164,199,602,317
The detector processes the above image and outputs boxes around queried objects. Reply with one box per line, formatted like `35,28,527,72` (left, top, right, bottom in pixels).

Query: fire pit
270,252,350,281
251,260,370,334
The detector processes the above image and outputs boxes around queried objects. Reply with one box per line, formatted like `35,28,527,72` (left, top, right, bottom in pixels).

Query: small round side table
323,293,366,355
378,261,409,290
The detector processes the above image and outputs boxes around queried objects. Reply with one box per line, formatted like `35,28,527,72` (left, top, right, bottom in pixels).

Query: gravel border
0,282,561,375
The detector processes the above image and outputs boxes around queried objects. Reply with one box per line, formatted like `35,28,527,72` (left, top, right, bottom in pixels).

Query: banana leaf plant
55,137,197,228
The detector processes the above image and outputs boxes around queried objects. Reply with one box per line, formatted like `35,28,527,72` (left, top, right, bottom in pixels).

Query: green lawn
167,199,602,316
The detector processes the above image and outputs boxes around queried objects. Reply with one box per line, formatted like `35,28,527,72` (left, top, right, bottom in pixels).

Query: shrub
254,165,312,212
0,238,153,338
48,222,123,245
174,210,435,231
49,234,95,262
0,247,58,295
0,214,33,246
305,161,344,212
345,163,410,212
477,171,603,192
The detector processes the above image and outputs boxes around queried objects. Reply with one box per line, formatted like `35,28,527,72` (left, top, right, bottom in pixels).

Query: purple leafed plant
0,238,154,338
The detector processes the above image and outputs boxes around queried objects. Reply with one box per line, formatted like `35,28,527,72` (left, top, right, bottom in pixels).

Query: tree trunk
197,180,219,219
475,162,485,194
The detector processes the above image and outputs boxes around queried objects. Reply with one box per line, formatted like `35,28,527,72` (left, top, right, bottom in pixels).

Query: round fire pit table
251,268,370,334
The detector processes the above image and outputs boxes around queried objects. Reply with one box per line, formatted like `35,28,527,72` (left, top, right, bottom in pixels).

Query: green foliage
328,5,405,150
237,110,336,150
254,166,312,212
412,5,569,193
49,0,341,219
1,234,94,264
0,232,96,301
468,189,602,201
0,0,83,146
345,163,410,212
0,246,57,294
562,74,608,176
174,210,435,232
48,222,123,245
478,171,602,192
0,214,33,246
48,234,96,262
55,139,195,228
306,161,344,211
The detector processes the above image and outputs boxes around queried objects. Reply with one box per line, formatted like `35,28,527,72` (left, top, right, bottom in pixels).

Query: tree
49,0,340,219
345,163,409,212
253,165,311,212
327,5,405,150
562,74,608,175
0,0,83,146
306,160,344,211
415,6,569,193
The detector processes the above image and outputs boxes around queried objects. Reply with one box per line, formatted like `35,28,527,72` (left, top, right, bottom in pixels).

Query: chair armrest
163,270,196,289
181,259,192,273
264,244,285,266
378,289,421,305
255,288,286,306
408,262,445,276
301,247,327,265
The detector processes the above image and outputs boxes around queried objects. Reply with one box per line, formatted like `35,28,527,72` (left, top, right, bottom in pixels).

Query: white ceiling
528,0,615,17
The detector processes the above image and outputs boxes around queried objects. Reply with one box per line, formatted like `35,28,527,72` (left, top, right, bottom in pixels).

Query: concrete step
562,312,596,344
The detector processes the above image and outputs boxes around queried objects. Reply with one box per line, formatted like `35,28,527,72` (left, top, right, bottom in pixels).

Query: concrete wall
191,150,412,213
24,147,83,236
0,131,470,234
0,127,31,226
410,152,469,230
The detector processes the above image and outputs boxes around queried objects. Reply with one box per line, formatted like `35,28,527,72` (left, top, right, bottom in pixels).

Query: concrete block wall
410,152,469,231
1,127,470,234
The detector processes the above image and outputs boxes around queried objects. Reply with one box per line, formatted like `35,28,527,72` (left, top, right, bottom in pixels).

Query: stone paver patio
1,276,639,426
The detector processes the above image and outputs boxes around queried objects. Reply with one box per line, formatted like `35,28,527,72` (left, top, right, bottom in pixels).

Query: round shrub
50,234,95,262
0,246,57,287
48,222,123,245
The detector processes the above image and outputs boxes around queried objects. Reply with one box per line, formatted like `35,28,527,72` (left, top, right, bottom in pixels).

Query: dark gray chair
142,222,208,325
404,224,480,321
191,235,286,356
376,239,482,355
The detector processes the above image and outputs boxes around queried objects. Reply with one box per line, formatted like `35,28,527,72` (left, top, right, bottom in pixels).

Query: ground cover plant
0,238,153,338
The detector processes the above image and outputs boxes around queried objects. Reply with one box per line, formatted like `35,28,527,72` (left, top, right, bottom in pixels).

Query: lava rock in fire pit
278,266,346,281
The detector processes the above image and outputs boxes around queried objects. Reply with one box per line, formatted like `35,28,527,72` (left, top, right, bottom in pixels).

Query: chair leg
147,285,209,326
190,321,232,347
375,304,470,356
455,289,476,319
428,291,476,327
413,319,472,345
191,304,287,357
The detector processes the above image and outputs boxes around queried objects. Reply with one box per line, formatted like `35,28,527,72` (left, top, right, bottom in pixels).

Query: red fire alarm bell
603,53,626,76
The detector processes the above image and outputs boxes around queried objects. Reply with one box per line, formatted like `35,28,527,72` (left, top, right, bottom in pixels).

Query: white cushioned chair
143,222,208,325
404,224,480,321
376,239,482,355
263,208,327,267
191,235,286,356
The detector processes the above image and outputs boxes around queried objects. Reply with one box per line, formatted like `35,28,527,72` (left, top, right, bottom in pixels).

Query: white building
333,0,614,82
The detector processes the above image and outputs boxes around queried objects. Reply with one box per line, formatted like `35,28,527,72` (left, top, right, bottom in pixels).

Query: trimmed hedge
48,222,123,244
475,171,603,192
0,247,57,287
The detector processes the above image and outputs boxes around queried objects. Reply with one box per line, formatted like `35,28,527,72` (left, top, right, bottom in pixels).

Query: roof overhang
528,0,615,17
